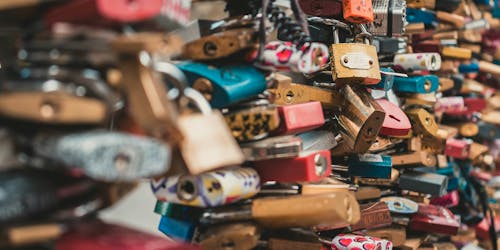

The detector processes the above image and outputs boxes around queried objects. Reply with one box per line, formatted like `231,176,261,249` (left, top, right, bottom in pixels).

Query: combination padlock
331,25,381,85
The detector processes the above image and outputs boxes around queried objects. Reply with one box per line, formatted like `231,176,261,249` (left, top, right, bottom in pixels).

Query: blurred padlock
342,0,375,23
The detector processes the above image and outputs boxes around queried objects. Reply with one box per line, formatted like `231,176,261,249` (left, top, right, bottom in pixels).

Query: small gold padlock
330,25,381,85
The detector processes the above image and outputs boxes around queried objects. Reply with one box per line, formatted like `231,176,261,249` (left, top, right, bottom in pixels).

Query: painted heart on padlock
332,234,393,250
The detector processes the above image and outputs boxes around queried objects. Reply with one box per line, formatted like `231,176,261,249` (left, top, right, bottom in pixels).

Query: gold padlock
405,108,438,137
224,103,281,142
269,82,341,109
330,25,381,85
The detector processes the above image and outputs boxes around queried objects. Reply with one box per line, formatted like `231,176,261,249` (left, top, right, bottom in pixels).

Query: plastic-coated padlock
444,138,472,159
342,0,374,23
329,234,393,250
275,101,325,135
33,130,171,182
406,8,436,24
151,167,260,207
393,75,439,93
409,204,460,235
251,41,330,74
44,0,165,26
393,53,442,72
399,171,448,196
376,99,411,136
158,215,196,241
176,62,267,109
330,25,382,85
348,154,392,179
252,150,332,183
181,28,256,61
430,190,460,208
298,0,342,16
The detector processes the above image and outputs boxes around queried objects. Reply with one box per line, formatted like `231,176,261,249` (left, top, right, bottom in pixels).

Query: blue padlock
477,121,500,140
154,201,203,221
158,215,197,241
406,8,436,25
393,74,439,93
371,68,395,90
435,166,460,191
176,62,267,108
458,62,480,73
348,154,392,179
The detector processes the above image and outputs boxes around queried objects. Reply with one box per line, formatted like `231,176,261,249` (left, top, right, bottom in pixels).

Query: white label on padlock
359,154,383,162
340,52,374,70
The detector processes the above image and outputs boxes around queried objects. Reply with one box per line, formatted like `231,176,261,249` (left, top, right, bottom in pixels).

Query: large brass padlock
331,25,381,85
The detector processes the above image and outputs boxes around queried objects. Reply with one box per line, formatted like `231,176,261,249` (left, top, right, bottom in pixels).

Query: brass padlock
405,108,438,137
224,102,281,142
330,25,381,85
336,84,385,153
176,88,245,175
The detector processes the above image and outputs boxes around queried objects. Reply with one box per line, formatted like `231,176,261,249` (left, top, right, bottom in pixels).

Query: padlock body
393,75,439,93
342,0,374,23
252,150,332,182
410,204,459,235
276,101,325,135
331,43,381,84
298,0,342,16
348,154,392,179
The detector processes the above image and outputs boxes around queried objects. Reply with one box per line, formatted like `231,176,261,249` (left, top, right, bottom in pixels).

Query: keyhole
203,42,218,56
424,80,432,92
220,239,236,250
40,101,59,119
286,90,294,102
114,153,130,173
314,154,327,176
430,54,437,69
389,114,401,122
425,117,431,125
178,179,196,201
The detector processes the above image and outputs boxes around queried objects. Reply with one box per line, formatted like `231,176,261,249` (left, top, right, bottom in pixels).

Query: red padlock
444,138,471,159
430,190,460,208
376,99,411,137
298,0,342,17
275,101,325,135
342,0,374,24
252,150,331,183
410,204,460,235
444,97,486,115
475,216,500,240
44,0,164,27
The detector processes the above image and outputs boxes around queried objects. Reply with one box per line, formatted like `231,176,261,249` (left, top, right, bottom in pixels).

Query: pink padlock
330,234,393,250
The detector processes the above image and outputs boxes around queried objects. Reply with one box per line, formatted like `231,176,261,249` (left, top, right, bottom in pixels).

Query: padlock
151,167,260,207
336,84,385,153
181,28,257,60
410,204,460,235
298,130,339,151
435,97,465,113
400,238,423,250
399,171,448,196
405,108,439,137
56,220,201,250
391,151,437,167
406,8,436,24
112,38,180,141
404,93,438,107
44,0,166,26
251,41,330,74
393,75,439,93
437,124,460,140
461,79,495,96
441,46,472,60
377,99,412,136
252,150,331,183
353,186,382,201
371,68,397,90
342,0,374,23
393,53,442,72
224,102,281,142
330,25,382,84
350,202,393,231
33,130,171,182
158,215,197,241
436,11,465,28
200,192,361,228
367,0,407,37
380,196,419,214
0,91,107,124
269,238,325,250
329,234,393,250
477,121,500,140
356,169,400,186
348,154,392,179
268,83,342,109
240,135,303,161
175,88,245,175
482,110,500,125
198,223,260,250
298,0,342,16
430,190,460,208
369,136,402,153
444,138,472,159
176,62,267,108
435,167,459,191
373,37,405,54
363,226,407,247
275,101,325,135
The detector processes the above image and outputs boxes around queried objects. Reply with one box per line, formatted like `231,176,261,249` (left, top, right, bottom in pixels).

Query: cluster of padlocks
0,0,499,249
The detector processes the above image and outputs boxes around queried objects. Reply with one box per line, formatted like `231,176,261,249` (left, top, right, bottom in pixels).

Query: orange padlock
342,0,374,24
